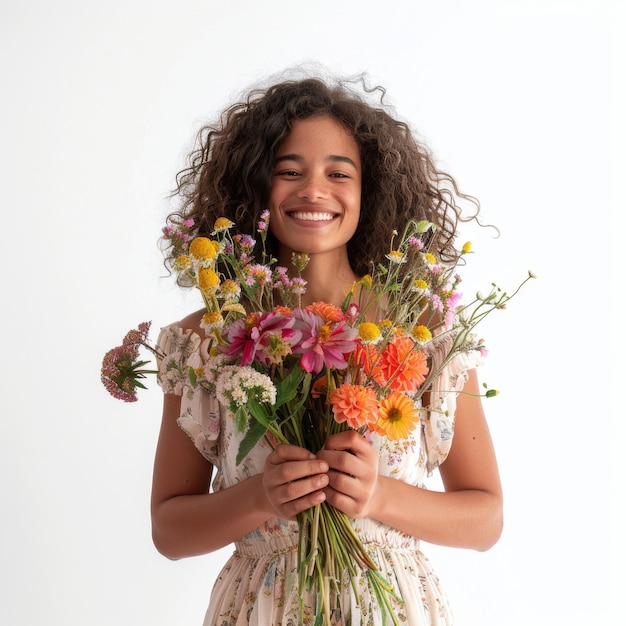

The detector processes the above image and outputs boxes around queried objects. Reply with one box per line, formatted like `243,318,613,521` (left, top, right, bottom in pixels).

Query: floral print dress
156,323,482,626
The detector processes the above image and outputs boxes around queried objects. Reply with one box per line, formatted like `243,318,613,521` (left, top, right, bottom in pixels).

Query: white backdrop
1,1,623,624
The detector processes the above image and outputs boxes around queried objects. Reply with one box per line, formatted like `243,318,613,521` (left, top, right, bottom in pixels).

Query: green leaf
274,367,307,408
188,366,197,386
247,397,275,428
233,406,248,433
236,419,268,465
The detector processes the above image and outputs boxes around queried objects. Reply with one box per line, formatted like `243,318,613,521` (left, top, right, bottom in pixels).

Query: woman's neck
282,250,358,309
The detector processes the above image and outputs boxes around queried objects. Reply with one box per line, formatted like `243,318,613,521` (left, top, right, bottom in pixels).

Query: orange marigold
379,336,429,391
328,384,379,429
376,391,420,441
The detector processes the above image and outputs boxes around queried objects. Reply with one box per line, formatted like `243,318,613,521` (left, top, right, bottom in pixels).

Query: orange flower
375,391,420,440
351,342,384,385
311,377,328,399
328,384,379,429
379,336,429,391
306,301,345,323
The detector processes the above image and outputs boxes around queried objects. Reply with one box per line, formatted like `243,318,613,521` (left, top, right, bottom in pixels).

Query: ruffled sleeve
156,324,221,466
420,332,483,475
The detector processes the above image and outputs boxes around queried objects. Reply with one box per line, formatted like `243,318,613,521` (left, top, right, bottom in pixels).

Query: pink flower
292,308,358,374
223,311,300,366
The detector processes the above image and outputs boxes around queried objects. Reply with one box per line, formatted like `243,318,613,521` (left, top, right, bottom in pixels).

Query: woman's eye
277,170,299,177
330,172,349,178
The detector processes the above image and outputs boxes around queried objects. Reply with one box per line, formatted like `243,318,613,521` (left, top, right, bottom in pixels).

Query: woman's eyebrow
274,153,358,169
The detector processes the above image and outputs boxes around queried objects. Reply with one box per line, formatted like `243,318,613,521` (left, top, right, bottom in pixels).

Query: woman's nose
296,172,328,200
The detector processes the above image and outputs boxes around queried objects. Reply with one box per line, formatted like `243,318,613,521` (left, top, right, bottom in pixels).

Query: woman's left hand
316,430,380,519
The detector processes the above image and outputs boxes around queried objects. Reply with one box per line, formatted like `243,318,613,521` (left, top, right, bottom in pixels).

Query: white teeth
291,211,335,222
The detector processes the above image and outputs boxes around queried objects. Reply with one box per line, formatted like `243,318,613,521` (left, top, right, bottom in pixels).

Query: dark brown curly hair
164,73,480,278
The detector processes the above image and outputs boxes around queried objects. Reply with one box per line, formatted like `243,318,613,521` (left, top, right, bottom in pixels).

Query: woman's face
268,115,362,263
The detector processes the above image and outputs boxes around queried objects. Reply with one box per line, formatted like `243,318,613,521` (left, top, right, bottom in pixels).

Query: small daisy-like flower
375,391,420,441
411,278,429,293
213,217,234,233
462,241,472,254
386,250,407,264
173,254,191,272
189,237,218,260
423,252,437,266
198,268,220,291
412,325,432,344
219,279,241,301
200,311,224,335
246,264,272,285
357,322,382,344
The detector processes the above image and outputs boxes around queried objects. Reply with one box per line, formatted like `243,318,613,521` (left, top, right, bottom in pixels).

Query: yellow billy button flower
213,217,234,233
462,241,472,254
357,322,382,344
189,237,218,260
412,325,432,344
198,268,220,291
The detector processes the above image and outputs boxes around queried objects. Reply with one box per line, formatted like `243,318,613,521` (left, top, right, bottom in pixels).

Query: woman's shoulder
157,308,205,357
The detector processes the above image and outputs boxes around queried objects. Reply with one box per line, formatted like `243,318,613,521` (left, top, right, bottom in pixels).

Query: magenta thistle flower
292,308,358,374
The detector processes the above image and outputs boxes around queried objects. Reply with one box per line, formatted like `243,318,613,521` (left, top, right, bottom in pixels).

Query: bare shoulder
176,308,205,335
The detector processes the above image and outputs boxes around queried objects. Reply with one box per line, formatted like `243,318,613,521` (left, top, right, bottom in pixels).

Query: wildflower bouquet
102,212,533,625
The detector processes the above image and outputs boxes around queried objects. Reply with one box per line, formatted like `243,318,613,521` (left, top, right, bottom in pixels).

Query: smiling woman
149,72,502,625
268,116,362,300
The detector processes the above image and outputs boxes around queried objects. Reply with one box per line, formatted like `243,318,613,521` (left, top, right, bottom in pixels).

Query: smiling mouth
289,211,336,222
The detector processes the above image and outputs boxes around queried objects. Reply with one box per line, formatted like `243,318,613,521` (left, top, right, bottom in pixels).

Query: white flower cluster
215,365,277,409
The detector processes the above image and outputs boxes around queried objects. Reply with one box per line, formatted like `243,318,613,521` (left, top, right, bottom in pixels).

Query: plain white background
1,1,623,624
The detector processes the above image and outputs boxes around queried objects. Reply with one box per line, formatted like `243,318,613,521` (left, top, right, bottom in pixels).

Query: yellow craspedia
213,217,234,232
412,325,432,343
189,237,218,260
462,241,472,254
357,322,381,344
198,268,220,291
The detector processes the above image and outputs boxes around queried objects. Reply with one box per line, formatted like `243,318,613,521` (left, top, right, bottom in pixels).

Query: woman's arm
150,393,329,560
318,368,503,551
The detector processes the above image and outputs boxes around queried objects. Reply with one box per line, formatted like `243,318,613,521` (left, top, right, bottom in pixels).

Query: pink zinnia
292,308,358,374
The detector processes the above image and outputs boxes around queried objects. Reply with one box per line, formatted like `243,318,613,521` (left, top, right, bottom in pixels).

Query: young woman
151,74,502,625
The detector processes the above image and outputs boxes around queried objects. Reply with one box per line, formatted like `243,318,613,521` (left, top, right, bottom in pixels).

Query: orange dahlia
379,336,429,391
306,301,345,323
328,384,379,429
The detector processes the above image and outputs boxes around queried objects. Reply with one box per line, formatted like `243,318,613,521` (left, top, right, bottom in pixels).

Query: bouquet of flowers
102,212,533,625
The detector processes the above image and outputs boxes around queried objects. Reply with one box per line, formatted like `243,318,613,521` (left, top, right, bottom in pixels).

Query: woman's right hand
262,444,329,520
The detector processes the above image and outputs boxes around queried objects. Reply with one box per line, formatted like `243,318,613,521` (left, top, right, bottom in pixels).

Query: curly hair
164,73,481,278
